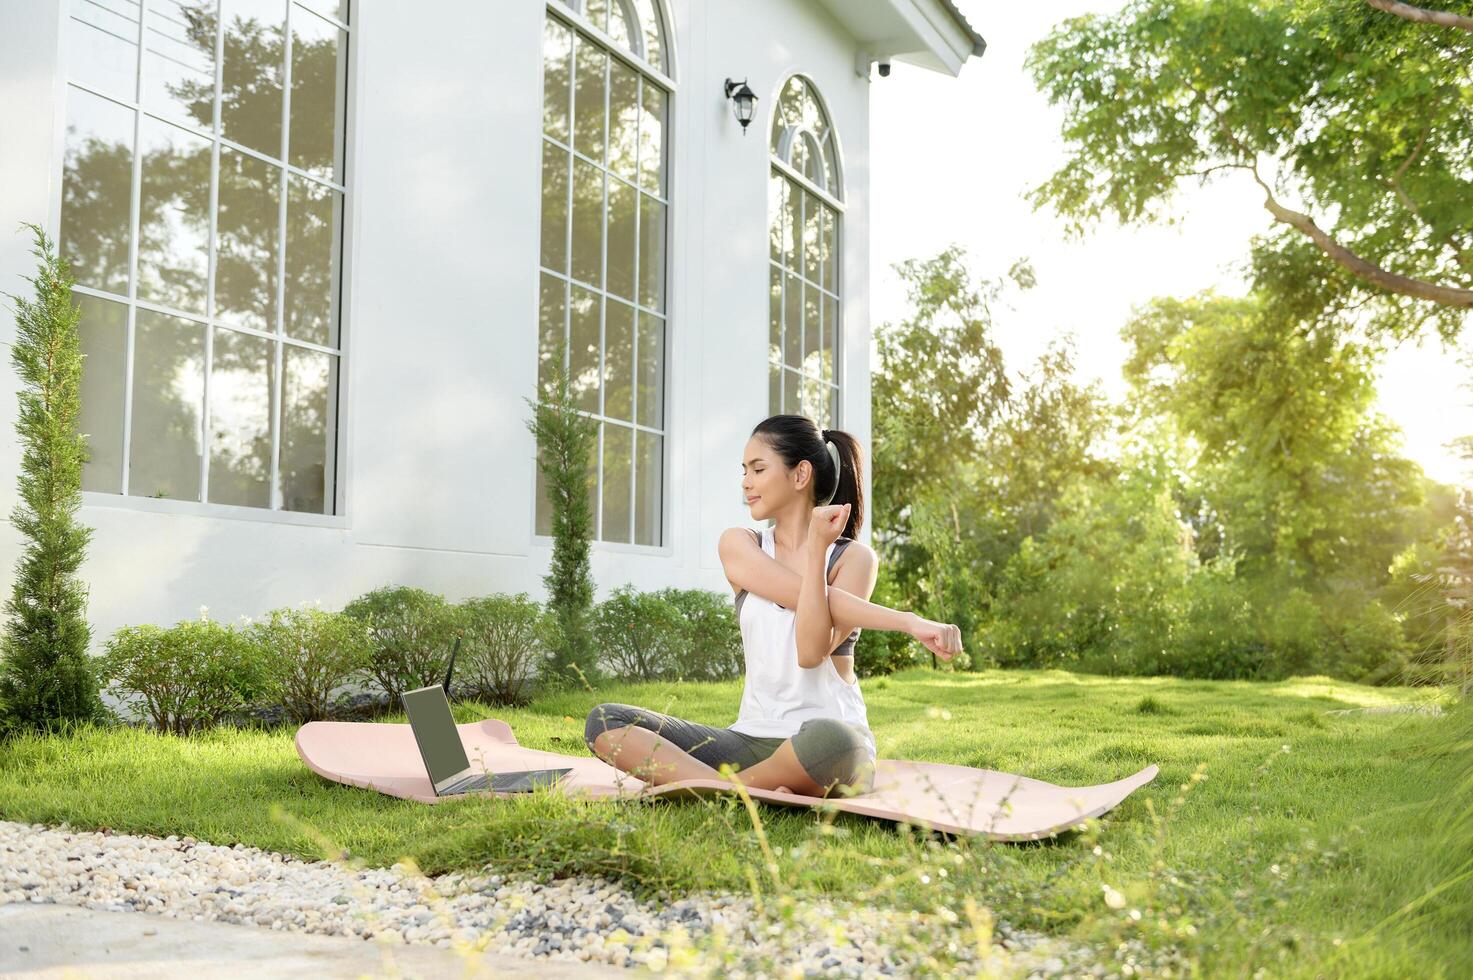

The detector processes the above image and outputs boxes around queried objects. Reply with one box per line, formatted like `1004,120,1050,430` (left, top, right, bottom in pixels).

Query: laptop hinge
433,769,476,795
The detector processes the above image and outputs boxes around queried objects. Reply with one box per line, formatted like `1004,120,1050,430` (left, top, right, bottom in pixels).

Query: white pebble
0,819,1152,978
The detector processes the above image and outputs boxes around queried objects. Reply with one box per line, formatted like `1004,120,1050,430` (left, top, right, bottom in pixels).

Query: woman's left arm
795,544,835,669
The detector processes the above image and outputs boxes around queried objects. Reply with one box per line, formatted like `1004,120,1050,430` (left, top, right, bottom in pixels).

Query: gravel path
0,820,1179,978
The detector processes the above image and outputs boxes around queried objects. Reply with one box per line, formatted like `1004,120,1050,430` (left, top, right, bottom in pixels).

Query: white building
0,0,984,644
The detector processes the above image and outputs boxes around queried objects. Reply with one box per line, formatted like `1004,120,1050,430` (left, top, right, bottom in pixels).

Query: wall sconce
724,77,758,134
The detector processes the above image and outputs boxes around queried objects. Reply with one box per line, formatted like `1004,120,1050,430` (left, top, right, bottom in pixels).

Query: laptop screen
402,685,471,785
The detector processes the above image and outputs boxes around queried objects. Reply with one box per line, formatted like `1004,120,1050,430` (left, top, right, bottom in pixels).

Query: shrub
985,473,1197,675
654,588,743,682
343,586,459,702
456,594,545,706
593,585,683,682
856,572,926,676
523,334,601,692
99,618,264,735
1315,587,1413,686
250,607,373,723
0,224,107,738
1169,562,1269,679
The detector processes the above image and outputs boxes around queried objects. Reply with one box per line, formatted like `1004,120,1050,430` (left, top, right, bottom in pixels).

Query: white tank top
727,526,876,757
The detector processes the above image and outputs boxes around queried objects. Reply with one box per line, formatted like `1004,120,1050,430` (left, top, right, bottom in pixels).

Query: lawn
2,668,1469,978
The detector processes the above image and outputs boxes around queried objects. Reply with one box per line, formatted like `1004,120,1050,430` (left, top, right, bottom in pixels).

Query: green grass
2,668,1470,978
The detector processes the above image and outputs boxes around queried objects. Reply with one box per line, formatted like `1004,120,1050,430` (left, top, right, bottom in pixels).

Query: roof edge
935,0,987,57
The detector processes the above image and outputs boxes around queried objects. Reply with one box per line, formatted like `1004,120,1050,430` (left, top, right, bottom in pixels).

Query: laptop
401,681,572,797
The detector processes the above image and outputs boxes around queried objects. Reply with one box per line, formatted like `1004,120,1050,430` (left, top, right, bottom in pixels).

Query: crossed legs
590,725,825,796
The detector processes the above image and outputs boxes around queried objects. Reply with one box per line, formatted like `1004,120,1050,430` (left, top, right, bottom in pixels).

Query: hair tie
819,439,842,506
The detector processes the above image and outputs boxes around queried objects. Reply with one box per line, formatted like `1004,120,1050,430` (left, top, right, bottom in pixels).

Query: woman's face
741,435,807,517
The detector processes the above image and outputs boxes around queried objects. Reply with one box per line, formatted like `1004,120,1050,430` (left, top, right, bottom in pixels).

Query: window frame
533,0,676,554
50,0,358,528
767,71,845,430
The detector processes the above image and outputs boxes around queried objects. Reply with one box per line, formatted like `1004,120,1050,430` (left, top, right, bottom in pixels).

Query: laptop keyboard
442,772,491,795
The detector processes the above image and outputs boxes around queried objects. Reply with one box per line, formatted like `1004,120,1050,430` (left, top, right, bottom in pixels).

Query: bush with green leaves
99,618,264,735
653,587,743,682
985,469,1197,675
854,572,927,677
342,586,459,702
593,585,684,682
455,594,545,706
1166,562,1269,680
249,607,373,723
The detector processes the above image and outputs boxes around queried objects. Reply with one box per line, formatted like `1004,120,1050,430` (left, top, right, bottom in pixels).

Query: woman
584,414,963,798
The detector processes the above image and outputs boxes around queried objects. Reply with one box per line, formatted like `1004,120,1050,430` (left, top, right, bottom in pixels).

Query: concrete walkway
0,903,634,979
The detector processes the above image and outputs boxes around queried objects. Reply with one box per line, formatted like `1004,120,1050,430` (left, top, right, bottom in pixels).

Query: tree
871,247,1015,592
870,249,1117,666
524,336,601,692
0,225,108,737
1026,0,1473,342
1120,291,1426,584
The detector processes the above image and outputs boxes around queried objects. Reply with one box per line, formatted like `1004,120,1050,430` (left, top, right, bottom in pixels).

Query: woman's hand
807,502,850,547
905,613,963,660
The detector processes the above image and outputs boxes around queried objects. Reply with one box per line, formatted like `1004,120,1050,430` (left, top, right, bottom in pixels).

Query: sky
868,0,1473,488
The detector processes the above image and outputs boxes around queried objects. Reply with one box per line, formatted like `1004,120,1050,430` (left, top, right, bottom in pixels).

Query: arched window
768,74,841,428
536,0,671,547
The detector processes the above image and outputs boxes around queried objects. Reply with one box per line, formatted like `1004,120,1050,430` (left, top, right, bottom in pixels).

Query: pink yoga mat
295,719,1158,840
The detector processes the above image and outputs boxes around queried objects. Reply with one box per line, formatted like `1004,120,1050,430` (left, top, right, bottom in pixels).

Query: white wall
0,0,872,649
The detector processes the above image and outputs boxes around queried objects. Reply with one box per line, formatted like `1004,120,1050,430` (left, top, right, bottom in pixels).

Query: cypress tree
0,224,106,737
523,335,601,693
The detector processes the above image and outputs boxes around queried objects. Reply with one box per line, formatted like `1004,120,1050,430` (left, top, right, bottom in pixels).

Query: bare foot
775,785,793,794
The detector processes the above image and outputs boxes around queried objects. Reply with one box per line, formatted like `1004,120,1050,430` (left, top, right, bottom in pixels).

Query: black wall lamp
724,77,758,134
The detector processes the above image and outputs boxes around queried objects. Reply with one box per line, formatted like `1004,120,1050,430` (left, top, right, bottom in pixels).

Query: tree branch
1191,83,1473,308
1365,0,1473,32
1252,167,1473,308
1169,162,1251,181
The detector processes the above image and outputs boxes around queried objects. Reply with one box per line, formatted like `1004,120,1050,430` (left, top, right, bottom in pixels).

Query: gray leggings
585,703,876,796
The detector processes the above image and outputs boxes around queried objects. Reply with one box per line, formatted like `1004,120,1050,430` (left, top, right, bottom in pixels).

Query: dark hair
750,414,865,540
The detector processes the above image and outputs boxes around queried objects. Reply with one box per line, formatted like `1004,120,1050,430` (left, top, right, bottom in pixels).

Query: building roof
816,0,987,77
937,0,988,58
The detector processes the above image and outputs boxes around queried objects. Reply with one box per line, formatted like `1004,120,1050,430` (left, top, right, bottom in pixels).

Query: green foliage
99,618,264,735
871,247,1113,636
984,463,1197,675
1170,561,1269,680
523,335,601,692
651,587,743,682
342,586,458,703
0,224,107,738
871,247,1013,593
907,491,993,669
868,245,1454,683
454,594,546,707
592,585,684,682
855,572,927,677
978,338,1118,543
249,607,373,724
982,432,1420,682
1025,0,1473,341
1388,485,1473,692
1121,292,1427,585
872,246,1014,499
